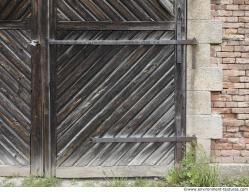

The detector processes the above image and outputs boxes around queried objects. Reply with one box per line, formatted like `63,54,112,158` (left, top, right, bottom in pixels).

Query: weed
222,177,249,187
22,177,60,187
132,178,168,187
105,178,129,187
165,145,220,187
1,180,15,187
70,179,79,186
133,178,148,187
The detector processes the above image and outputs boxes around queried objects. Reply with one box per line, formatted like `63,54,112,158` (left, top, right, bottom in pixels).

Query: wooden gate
0,0,31,176
0,0,195,177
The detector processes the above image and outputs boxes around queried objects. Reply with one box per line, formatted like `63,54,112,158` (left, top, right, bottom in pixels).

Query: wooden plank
30,0,43,177
56,165,173,178
45,0,57,177
30,0,50,176
0,166,30,177
57,21,176,31
175,0,187,164
0,20,30,30
49,39,197,45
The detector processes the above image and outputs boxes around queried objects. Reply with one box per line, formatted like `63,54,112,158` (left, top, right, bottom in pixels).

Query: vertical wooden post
46,0,57,177
175,0,187,166
31,0,46,176
31,0,56,176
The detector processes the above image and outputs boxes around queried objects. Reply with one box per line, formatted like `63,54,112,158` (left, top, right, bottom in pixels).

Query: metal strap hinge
48,38,198,45
90,136,197,143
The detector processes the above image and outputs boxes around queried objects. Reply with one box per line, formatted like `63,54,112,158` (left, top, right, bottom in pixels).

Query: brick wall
211,0,249,163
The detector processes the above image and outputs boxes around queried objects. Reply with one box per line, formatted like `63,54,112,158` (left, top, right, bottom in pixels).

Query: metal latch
30,40,39,47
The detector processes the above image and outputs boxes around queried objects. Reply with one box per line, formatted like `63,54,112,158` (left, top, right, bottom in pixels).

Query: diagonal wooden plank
0,0,31,20
57,0,175,21
0,27,31,167
56,45,176,166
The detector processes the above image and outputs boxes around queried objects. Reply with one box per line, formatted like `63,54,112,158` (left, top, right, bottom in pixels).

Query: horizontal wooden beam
56,165,173,178
57,21,176,31
0,20,30,30
48,39,198,45
90,136,197,143
0,165,30,177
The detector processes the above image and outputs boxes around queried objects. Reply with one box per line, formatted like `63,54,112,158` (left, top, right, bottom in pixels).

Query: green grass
1,180,15,187
222,177,249,187
165,145,220,187
105,178,129,187
22,177,61,187
1,176,249,187
102,178,169,187
133,178,168,187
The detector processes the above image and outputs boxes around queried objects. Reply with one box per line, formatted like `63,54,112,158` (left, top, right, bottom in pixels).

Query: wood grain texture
55,32,177,168
56,164,174,178
0,0,31,20
0,0,187,177
0,29,31,166
53,1,184,174
57,0,174,21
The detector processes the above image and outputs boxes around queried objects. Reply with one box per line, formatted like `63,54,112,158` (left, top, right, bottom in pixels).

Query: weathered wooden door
0,0,32,176
53,0,187,178
0,0,190,177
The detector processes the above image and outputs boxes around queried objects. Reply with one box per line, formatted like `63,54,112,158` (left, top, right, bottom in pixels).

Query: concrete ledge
187,114,223,139
212,163,249,178
188,20,223,44
187,67,223,91
187,91,211,115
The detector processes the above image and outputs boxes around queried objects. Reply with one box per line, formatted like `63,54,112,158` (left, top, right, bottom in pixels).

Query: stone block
187,67,223,91
187,44,211,68
188,0,211,20
187,91,211,115
188,20,223,44
187,115,223,139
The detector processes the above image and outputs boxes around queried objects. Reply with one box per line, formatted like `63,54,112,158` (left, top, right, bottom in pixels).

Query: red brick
217,52,241,57
243,132,249,138
227,5,239,10
234,0,245,4
240,77,249,82
232,108,249,113
240,5,249,10
233,143,246,150
224,70,245,76
241,150,249,156
211,0,249,164
214,143,233,150
236,58,249,64
224,119,245,126
223,58,235,63
221,150,240,156
225,102,238,107
237,114,249,119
